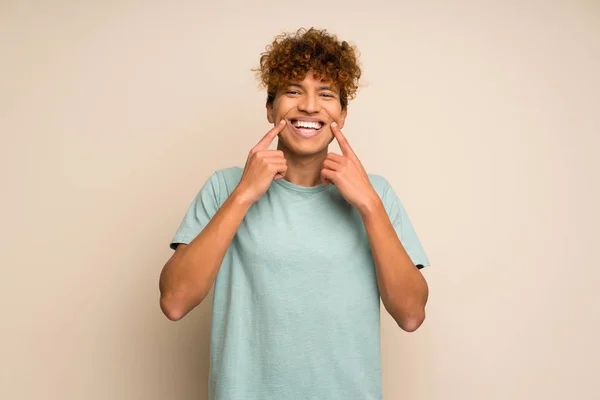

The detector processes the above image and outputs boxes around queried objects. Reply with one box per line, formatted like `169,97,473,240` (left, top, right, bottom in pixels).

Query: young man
159,28,430,400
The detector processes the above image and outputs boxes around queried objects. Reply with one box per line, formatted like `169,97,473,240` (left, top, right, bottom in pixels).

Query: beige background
2,0,599,399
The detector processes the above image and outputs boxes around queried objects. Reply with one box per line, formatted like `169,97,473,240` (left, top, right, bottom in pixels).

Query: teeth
293,120,322,129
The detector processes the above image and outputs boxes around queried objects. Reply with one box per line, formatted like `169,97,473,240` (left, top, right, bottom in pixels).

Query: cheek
273,98,294,117
324,105,343,122
279,107,297,121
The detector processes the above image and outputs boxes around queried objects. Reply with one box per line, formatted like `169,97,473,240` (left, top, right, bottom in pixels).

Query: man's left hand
321,122,380,213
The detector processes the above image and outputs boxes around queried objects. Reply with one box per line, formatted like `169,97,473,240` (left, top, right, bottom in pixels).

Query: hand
321,122,379,212
235,120,288,205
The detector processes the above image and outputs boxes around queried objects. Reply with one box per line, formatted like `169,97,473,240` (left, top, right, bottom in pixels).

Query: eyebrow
288,83,335,91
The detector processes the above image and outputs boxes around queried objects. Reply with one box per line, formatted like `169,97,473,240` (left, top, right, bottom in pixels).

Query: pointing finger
331,121,356,158
254,119,286,151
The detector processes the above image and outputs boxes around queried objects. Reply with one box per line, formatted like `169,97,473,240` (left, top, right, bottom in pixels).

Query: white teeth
293,120,322,129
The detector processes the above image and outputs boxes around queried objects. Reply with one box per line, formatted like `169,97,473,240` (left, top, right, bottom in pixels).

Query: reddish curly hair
255,27,361,109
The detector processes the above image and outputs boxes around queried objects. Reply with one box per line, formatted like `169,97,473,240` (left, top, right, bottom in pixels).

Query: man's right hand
160,120,287,321
234,120,288,205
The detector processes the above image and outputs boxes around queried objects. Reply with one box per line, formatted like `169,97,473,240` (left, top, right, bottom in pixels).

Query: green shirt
170,166,430,400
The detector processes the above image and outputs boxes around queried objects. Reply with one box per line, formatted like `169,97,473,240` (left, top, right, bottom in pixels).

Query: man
159,27,430,400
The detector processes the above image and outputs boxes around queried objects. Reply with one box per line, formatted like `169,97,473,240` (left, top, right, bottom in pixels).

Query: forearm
159,189,251,320
359,197,429,332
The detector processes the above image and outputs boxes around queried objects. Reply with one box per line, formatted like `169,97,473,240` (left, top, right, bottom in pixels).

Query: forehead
287,72,337,90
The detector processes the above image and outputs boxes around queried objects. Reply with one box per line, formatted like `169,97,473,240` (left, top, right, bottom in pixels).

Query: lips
288,117,325,138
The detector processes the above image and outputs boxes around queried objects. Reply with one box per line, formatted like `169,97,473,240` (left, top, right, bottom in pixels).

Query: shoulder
367,173,392,197
205,166,244,201
213,165,244,185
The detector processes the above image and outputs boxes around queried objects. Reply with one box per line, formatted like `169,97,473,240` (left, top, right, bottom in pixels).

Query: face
266,71,347,157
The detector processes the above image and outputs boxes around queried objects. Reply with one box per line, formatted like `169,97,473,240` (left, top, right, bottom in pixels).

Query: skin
325,121,429,332
266,72,346,187
160,70,429,332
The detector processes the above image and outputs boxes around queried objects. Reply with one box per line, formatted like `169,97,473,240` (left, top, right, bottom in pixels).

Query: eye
286,90,300,95
320,93,334,98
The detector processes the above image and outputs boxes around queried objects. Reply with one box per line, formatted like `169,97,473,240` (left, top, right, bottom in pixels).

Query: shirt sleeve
381,179,431,269
169,171,222,250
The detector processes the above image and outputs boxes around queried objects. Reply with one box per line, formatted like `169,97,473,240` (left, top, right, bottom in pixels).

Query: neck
277,142,328,187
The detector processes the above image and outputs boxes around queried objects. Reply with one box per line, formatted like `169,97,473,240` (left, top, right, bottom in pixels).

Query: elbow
399,315,425,332
159,292,189,322
159,282,209,321
397,309,426,333
383,295,427,332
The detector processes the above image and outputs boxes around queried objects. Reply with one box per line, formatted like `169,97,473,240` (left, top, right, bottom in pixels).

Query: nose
297,92,319,114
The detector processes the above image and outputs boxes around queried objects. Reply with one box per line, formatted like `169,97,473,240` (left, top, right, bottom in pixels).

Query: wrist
231,186,255,209
357,192,384,219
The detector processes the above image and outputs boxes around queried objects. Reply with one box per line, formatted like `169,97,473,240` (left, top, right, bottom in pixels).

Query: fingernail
331,121,337,127
279,119,286,125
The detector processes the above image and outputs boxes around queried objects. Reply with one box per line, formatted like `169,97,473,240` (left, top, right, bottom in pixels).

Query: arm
321,122,429,332
358,196,429,332
159,120,288,321
159,189,251,321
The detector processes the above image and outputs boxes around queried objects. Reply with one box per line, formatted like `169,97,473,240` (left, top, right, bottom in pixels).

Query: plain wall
2,1,599,399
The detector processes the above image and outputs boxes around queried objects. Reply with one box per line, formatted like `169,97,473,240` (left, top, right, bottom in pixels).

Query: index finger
331,121,356,158
254,119,286,151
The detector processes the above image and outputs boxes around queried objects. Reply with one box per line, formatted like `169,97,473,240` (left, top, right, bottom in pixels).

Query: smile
289,118,325,138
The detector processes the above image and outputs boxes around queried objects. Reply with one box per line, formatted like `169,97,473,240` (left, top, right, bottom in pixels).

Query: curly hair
254,28,361,109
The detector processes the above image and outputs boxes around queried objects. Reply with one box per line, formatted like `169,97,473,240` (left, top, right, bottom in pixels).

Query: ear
266,101,274,124
338,107,348,128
